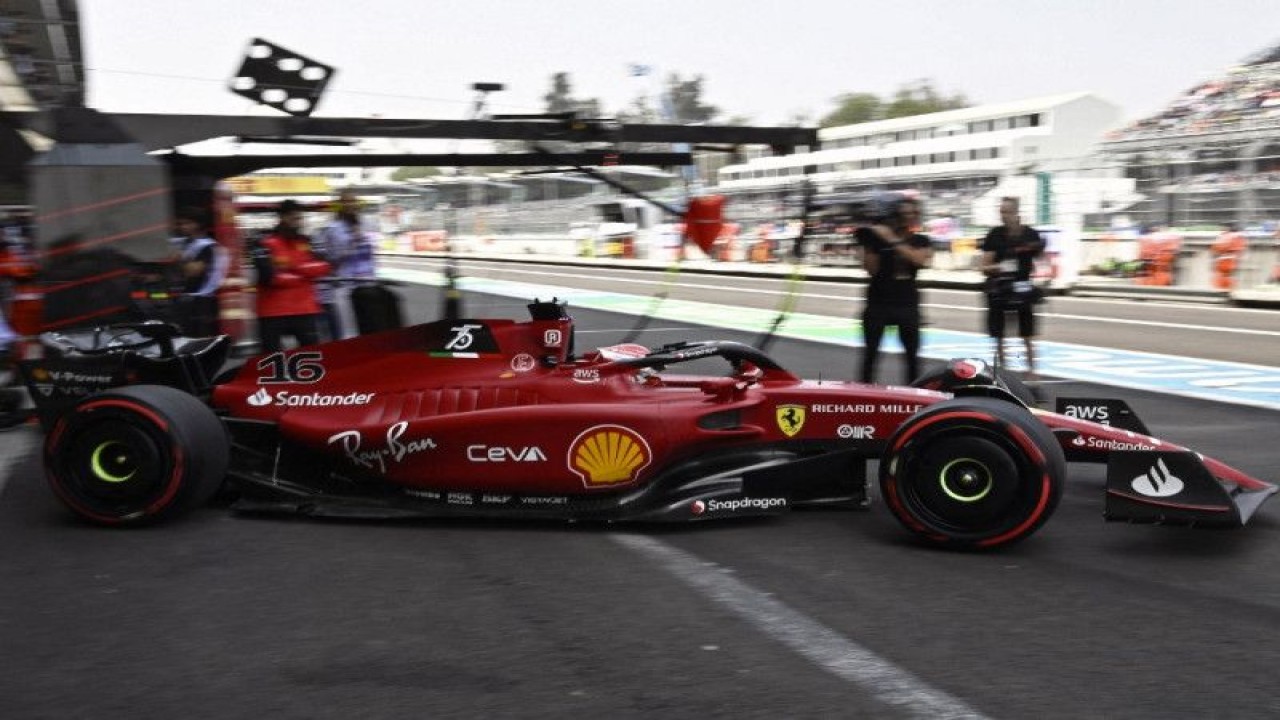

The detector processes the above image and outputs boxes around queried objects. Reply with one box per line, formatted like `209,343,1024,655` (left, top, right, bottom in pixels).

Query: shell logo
568,424,652,487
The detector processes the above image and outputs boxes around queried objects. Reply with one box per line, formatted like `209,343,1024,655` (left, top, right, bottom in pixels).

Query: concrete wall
30,143,171,260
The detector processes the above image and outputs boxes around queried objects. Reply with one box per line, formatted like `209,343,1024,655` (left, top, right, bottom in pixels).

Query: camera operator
981,197,1046,379
856,194,933,384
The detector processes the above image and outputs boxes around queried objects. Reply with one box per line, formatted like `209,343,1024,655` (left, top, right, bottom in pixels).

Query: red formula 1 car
36,300,1277,549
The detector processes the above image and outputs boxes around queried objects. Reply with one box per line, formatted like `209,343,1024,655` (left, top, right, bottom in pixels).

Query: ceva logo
1131,458,1185,498
247,388,272,407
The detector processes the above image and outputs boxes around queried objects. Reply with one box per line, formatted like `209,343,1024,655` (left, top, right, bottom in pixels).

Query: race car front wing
1104,450,1276,527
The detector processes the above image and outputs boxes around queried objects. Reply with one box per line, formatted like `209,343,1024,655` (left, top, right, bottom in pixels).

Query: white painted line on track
612,533,992,720
1031,312,1280,336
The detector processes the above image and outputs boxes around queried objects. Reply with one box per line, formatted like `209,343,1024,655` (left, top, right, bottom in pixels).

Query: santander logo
1131,458,1185,498
247,388,272,407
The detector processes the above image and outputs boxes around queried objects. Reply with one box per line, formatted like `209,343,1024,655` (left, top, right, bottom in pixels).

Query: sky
78,0,1280,128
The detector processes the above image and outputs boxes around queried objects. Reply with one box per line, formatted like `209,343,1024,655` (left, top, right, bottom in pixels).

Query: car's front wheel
879,397,1064,549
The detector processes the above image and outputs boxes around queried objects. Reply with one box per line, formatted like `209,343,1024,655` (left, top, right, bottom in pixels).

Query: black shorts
987,301,1037,338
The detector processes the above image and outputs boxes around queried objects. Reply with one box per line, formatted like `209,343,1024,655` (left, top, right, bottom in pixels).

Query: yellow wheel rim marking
90,442,136,483
939,458,992,503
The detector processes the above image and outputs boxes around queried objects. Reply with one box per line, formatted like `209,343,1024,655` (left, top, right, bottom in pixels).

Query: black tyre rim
894,429,1033,536
938,457,994,503
55,417,172,518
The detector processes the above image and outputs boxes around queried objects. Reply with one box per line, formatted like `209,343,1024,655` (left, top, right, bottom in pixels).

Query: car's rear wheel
45,385,228,525
879,397,1064,549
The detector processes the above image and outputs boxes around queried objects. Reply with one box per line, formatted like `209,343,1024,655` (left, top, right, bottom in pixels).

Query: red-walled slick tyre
44,386,228,526
879,397,1064,549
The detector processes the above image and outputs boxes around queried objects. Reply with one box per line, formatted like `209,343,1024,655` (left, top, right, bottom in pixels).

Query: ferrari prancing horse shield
776,404,806,437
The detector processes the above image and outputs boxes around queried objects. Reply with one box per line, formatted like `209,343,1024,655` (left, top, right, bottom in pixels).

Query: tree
543,72,574,114
665,73,719,123
543,72,602,117
390,166,442,182
819,81,970,128
616,95,658,125
883,79,969,120
785,110,814,128
820,92,882,127
534,71,605,159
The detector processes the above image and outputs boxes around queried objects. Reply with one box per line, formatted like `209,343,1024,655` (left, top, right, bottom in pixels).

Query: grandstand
715,92,1132,230
1101,41,1280,227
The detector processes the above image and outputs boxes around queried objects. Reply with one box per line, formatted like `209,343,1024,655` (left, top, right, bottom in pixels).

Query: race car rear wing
1104,450,1276,527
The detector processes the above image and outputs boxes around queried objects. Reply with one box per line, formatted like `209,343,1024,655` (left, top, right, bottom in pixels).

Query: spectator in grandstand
856,194,933,385
1110,48,1280,141
318,190,378,339
981,197,1045,380
169,207,229,337
252,199,331,352
1210,222,1248,291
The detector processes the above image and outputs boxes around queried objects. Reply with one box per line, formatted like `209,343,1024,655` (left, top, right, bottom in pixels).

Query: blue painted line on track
381,267,1280,411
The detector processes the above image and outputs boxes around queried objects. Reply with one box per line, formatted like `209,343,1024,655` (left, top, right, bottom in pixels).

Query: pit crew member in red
253,199,331,351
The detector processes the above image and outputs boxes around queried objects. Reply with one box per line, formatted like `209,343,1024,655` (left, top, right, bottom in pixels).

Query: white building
717,92,1138,228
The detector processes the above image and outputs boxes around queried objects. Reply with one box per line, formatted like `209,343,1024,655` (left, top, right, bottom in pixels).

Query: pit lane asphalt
2,284,1278,719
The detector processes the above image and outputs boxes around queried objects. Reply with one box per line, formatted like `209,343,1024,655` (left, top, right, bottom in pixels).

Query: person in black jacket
981,197,1045,378
856,195,933,384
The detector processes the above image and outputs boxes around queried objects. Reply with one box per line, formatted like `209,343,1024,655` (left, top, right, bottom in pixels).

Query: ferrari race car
25,301,1277,549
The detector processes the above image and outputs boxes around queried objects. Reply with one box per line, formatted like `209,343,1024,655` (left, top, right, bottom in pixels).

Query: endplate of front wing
1105,451,1276,527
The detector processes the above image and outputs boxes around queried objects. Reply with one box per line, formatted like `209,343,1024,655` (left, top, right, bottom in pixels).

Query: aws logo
568,425,651,487
775,404,806,437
